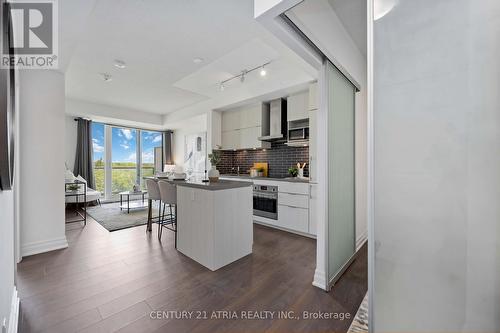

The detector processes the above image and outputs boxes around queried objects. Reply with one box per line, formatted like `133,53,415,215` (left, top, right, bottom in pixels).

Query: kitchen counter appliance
253,184,278,220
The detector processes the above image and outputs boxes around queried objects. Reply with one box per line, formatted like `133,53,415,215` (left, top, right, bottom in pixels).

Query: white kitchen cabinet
278,181,309,195
287,90,309,122
308,183,318,235
221,111,241,132
239,126,264,149
308,81,318,111
221,127,269,150
220,103,269,150
277,204,309,233
278,192,308,209
221,130,239,150
239,105,262,128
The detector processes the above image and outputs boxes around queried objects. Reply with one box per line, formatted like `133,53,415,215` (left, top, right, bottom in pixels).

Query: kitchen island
146,178,253,271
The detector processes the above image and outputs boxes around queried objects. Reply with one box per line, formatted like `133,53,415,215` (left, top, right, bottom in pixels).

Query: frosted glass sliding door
326,60,356,285
372,0,500,331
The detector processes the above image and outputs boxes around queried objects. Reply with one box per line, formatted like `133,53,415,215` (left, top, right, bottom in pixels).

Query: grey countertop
145,177,253,191
220,174,310,183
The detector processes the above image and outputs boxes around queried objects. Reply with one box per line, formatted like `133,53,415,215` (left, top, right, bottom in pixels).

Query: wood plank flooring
17,213,367,333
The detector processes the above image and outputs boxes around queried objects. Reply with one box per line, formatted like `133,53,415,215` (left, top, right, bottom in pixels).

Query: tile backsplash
216,142,309,178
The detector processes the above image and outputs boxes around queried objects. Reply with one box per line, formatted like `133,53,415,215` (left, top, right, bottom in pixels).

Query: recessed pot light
193,58,204,64
100,73,113,82
114,60,126,69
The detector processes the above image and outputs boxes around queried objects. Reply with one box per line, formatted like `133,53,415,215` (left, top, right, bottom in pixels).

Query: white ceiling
328,0,367,56
65,0,314,116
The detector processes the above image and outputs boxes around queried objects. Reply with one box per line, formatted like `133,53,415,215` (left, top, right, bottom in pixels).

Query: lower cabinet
277,204,309,234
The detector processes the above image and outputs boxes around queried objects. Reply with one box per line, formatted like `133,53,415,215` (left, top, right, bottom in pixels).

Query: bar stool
145,179,162,232
158,180,177,247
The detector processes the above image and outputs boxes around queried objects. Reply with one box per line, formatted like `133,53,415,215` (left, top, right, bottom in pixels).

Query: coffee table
119,190,147,213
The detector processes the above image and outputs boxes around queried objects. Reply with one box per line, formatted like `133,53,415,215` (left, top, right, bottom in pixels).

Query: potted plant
208,149,222,182
288,166,298,178
67,184,80,192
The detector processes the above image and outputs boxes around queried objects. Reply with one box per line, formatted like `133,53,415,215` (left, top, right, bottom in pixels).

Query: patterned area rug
348,292,368,333
87,201,161,232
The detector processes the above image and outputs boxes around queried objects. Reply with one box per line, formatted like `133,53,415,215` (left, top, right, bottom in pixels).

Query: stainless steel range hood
258,98,287,142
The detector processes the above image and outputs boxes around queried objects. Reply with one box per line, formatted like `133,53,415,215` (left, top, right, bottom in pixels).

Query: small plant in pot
208,149,222,182
67,184,80,192
288,166,299,178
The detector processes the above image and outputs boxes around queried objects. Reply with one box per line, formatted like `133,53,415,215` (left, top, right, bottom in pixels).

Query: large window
111,127,138,195
141,131,163,189
91,123,163,201
92,123,105,195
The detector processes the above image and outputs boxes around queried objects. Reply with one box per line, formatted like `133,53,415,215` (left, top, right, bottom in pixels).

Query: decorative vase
208,166,220,182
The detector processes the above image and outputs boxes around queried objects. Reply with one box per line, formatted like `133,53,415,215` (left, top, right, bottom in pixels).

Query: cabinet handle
309,184,312,199
280,204,305,209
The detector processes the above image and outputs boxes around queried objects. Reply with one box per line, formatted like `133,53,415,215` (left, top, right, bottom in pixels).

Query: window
92,122,105,195
91,123,163,201
141,131,163,189
111,127,138,196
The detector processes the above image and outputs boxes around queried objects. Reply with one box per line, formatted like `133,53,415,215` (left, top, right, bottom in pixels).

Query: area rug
348,292,368,333
87,201,161,232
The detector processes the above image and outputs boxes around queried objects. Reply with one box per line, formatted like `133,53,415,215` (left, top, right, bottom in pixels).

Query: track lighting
218,61,271,92
260,65,267,77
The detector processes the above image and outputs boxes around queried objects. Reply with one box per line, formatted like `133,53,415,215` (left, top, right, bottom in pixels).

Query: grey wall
373,0,500,331
0,189,15,330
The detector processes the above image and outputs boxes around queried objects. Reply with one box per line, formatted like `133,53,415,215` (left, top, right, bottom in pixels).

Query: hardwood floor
17,214,367,333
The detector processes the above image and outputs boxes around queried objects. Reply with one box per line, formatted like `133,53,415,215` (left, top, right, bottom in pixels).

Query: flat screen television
0,0,16,191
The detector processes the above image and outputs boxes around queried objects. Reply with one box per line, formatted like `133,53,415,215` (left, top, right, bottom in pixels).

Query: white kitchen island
175,180,253,271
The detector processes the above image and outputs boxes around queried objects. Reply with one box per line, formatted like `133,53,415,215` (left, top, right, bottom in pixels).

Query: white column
19,70,67,257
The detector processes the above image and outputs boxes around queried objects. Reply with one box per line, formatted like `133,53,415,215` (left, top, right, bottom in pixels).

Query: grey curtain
73,118,95,189
163,130,173,165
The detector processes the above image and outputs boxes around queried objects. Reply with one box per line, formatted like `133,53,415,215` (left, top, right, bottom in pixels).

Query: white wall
0,189,15,331
287,0,368,245
373,0,500,331
170,114,207,170
66,98,164,130
65,115,78,171
19,71,68,257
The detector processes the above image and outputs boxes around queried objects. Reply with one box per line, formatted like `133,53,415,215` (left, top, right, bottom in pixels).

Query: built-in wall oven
253,185,278,220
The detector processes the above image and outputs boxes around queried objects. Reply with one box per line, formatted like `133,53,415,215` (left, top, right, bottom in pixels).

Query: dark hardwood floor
17,214,367,333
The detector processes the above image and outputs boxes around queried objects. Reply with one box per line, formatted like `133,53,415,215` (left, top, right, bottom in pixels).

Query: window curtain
163,130,173,165
73,118,95,189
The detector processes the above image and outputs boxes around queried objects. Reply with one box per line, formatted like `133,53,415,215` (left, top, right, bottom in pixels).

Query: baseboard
8,287,19,333
21,236,68,257
356,230,368,251
312,268,327,291
253,220,316,239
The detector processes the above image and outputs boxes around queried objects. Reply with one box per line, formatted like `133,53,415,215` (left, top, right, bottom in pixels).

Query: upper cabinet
308,81,318,111
287,90,309,122
221,103,270,150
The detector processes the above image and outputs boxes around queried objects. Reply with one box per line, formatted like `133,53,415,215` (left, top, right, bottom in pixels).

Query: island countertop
144,177,252,191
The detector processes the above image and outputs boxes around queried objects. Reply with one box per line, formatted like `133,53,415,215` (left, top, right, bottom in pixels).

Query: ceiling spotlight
100,73,113,82
114,60,126,69
219,83,225,92
260,65,267,77
193,57,204,64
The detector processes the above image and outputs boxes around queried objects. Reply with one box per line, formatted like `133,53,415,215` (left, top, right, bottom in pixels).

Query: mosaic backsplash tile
216,141,309,178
